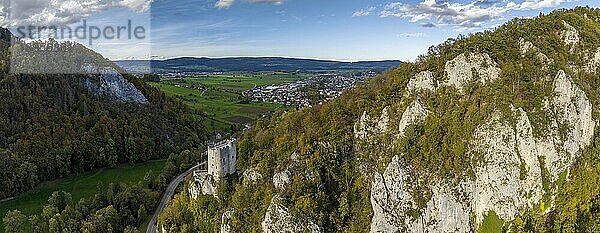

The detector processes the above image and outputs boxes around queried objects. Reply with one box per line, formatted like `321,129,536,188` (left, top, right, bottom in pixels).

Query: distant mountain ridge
115,57,402,74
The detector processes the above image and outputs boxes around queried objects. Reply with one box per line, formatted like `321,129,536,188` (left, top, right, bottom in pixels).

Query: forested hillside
159,7,600,232
0,30,208,200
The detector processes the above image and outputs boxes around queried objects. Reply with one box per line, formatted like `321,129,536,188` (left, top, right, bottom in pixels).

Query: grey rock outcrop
407,71,436,94
472,109,541,223
221,210,233,233
273,170,291,191
398,101,429,136
355,107,391,140
586,48,600,73
262,195,321,233
243,168,263,184
415,182,471,233
189,173,218,198
560,21,580,52
83,64,149,104
370,156,472,233
519,38,552,66
444,53,501,92
369,155,413,233
547,70,595,180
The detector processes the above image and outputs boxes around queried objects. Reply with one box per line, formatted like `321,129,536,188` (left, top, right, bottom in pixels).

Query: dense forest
0,30,208,200
0,26,212,232
3,149,205,233
158,7,600,232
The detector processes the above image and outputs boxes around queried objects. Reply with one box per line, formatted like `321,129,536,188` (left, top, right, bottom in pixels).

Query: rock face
586,48,600,72
560,21,580,52
415,183,471,233
243,168,262,184
519,38,536,55
189,173,218,198
260,150,321,232
221,210,233,233
355,107,391,140
365,57,596,232
444,53,501,92
547,70,595,180
519,38,552,66
407,71,436,94
83,64,149,104
261,195,321,233
472,110,540,223
369,155,413,233
273,170,291,191
398,101,428,136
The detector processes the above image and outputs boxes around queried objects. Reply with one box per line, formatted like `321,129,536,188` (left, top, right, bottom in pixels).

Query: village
242,72,376,107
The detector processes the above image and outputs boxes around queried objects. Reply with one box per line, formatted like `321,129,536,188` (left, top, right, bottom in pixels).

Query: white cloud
518,0,570,10
215,0,285,9
374,0,573,30
398,32,425,38
380,0,510,29
353,6,376,17
216,0,236,9
0,0,153,27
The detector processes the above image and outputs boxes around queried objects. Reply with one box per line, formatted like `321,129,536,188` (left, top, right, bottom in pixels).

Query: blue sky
2,0,599,61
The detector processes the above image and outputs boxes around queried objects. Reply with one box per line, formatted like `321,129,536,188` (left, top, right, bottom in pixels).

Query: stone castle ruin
208,138,237,180
190,138,238,198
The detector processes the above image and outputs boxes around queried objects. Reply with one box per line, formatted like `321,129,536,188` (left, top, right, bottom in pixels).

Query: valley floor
0,160,166,232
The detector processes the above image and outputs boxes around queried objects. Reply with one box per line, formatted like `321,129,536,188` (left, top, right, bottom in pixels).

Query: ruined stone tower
208,138,237,179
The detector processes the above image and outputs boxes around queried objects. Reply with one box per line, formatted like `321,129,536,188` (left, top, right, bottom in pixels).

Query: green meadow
149,72,307,131
0,160,166,232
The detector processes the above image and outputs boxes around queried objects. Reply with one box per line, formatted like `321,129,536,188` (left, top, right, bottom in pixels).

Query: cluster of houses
243,72,376,107
171,83,207,91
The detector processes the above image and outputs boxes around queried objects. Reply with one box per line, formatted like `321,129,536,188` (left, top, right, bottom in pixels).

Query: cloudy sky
1,0,598,61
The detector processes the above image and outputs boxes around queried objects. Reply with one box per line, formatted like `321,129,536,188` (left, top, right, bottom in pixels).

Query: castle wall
208,139,237,180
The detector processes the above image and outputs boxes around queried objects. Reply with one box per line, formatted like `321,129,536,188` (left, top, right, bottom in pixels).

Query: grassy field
0,160,166,231
149,72,306,131
191,72,308,90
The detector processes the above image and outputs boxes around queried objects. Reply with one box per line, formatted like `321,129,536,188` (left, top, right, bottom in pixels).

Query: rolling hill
115,57,402,74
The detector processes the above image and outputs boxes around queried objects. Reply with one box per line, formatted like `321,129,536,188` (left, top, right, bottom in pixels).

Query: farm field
0,160,166,232
149,72,307,131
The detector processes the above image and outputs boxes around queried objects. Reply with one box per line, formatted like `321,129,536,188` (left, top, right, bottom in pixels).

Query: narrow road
147,161,207,233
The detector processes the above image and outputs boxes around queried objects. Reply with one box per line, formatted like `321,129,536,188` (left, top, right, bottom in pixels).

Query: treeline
9,39,117,74
3,148,205,233
4,186,156,233
0,36,208,199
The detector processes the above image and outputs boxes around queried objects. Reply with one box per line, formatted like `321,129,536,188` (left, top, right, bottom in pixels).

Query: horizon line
111,55,406,63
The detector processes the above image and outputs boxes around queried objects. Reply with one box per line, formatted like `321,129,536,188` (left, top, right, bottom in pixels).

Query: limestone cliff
364,48,596,232
83,64,149,104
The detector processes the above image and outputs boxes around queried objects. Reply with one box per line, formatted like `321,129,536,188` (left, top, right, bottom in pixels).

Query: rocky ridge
363,37,596,232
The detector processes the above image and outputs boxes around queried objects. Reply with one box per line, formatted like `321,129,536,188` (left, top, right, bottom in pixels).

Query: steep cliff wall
364,48,596,232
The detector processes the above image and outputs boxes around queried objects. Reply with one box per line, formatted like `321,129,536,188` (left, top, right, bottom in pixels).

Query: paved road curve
146,161,207,233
